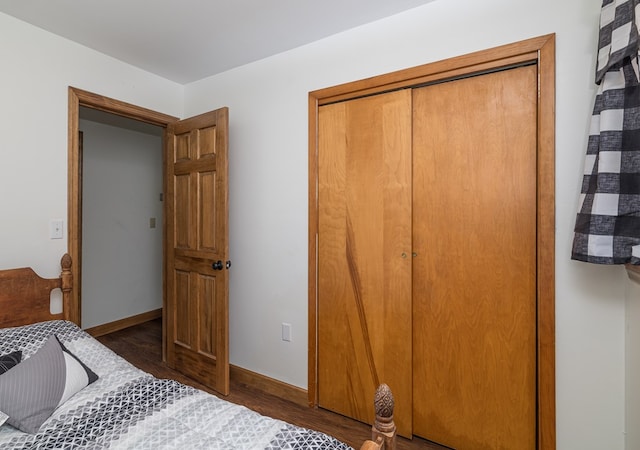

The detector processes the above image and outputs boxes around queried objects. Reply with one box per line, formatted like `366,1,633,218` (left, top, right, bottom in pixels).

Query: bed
0,254,397,450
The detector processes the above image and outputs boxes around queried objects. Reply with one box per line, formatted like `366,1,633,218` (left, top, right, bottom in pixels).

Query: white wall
626,271,640,450
184,0,627,448
0,12,182,279
80,118,163,329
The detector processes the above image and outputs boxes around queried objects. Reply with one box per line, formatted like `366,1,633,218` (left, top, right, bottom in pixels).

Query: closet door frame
308,34,556,449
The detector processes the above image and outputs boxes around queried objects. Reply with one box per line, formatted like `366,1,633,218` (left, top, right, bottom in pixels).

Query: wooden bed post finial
372,383,397,450
61,253,72,272
60,253,75,324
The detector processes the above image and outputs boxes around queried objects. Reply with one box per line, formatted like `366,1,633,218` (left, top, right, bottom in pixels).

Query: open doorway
68,88,231,394
79,107,164,334
67,87,178,330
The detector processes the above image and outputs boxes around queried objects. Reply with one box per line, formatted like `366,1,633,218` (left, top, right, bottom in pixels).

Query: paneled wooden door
412,65,538,449
317,90,414,437
165,108,230,395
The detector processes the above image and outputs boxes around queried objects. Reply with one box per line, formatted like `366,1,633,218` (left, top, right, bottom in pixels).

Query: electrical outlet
281,323,292,342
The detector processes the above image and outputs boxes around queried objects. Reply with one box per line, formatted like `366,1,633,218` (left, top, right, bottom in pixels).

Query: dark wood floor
97,318,445,450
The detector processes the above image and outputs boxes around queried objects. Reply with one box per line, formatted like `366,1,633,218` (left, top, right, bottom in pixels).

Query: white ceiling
0,0,437,84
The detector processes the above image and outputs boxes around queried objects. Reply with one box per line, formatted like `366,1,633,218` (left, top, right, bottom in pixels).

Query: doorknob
212,260,231,270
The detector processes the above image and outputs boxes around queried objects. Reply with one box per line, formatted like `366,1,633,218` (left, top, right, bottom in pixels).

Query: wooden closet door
412,65,538,449
317,89,413,437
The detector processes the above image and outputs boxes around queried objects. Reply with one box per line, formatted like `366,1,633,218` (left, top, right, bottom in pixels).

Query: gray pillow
0,335,98,433
0,351,21,428
0,351,21,374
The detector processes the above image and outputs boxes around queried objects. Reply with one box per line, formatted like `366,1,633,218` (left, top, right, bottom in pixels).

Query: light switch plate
50,220,63,239
281,323,292,342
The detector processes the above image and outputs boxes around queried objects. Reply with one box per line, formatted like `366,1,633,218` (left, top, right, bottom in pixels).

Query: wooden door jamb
67,87,178,351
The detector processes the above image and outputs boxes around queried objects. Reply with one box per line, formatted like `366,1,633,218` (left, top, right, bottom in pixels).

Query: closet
309,35,556,450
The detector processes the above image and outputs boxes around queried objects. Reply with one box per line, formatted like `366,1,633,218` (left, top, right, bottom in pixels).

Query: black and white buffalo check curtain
572,0,640,264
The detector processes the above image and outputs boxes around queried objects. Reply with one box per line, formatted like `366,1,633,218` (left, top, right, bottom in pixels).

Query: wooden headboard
0,253,397,449
0,254,73,328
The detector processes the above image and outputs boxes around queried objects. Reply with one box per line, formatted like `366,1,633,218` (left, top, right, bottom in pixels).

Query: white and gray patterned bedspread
0,321,352,449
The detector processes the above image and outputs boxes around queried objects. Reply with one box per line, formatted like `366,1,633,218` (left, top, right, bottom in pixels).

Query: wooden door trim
67,87,178,328
308,34,556,448
313,34,550,105
536,34,556,450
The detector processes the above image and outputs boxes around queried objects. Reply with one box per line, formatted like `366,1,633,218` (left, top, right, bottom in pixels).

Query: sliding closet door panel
317,89,413,437
412,65,538,449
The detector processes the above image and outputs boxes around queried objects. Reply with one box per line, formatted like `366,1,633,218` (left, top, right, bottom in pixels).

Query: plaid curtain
572,0,640,264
